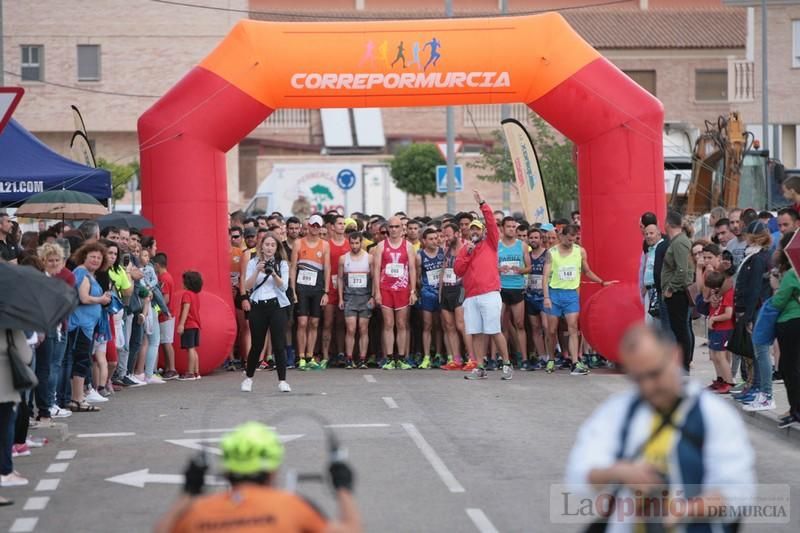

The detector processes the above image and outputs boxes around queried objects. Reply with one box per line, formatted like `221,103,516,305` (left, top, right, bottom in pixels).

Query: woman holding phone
240,233,292,393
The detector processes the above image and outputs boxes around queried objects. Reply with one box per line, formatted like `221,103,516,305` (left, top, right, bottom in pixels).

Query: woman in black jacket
732,221,773,393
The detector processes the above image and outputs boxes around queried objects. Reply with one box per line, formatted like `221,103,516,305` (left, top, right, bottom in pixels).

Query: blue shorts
544,288,580,317
417,291,440,313
525,296,545,316
708,329,732,351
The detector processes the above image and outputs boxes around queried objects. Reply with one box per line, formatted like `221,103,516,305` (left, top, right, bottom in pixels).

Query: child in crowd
177,271,203,381
705,270,735,394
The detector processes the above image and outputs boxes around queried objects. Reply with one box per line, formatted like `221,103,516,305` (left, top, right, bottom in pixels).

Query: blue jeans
754,343,772,396
0,403,16,475
34,334,54,417
49,331,67,408
143,307,161,377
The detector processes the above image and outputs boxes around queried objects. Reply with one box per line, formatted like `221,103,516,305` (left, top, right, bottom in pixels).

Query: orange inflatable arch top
139,13,664,371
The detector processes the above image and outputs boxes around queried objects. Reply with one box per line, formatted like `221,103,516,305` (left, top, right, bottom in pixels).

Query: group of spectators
639,175,800,429
1,214,203,492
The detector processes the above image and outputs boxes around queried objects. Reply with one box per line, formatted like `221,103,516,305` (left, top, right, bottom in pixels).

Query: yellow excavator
683,112,788,215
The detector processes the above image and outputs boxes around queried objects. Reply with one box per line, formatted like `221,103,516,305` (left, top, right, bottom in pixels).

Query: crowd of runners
228,188,614,393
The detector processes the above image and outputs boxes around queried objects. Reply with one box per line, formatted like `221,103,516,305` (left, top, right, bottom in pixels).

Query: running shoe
772,370,783,384
257,360,268,371
560,358,573,370
298,358,307,371
0,472,28,487
443,360,461,371
777,415,798,429
743,393,776,412
485,358,497,371
501,364,513,381
359,361,369,370
462,360,477,371
570,362,590,376
122,375,144,387
715,382,733,394
730,382,747,394
404,356,418,369
11,444,31,458
397,360,413,370
431,354,444,368
85,389,109,403
177,373,197,381
529,359,546,371
345,359,355,369
278,381,292,393
464,368,488,380
49,406,71,419
162,370,179,381
545,360,555,374
382,360,396,370
307,359,320,370
707,377,723,390
588,355,604,369
736,391,759,404
240,377,253,392
418,355,431,369
317,359,328,370
25,437,47,448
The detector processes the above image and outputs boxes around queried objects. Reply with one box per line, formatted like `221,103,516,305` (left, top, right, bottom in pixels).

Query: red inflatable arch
139,13,664,371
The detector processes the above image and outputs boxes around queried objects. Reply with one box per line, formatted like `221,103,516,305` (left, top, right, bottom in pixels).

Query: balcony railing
261,108,311,129
728,59,755,103
463,104,531,128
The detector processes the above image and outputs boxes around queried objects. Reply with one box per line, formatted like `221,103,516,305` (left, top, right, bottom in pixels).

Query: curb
732,402,800,444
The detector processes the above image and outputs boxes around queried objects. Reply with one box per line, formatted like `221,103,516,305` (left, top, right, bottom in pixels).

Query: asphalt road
2,358,799,533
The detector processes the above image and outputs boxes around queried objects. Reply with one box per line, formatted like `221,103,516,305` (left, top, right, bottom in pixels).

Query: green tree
468,114,578,218
97,158,140,201
390,143,445,215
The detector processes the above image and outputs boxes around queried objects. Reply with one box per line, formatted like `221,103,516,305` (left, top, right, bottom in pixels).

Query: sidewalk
690,334,799,444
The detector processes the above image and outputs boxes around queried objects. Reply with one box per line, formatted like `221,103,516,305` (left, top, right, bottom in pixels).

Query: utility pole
760,0,769,153
500,0,510,213
445,0,456,214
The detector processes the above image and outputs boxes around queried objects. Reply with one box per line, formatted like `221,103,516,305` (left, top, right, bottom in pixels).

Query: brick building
3,0,762,215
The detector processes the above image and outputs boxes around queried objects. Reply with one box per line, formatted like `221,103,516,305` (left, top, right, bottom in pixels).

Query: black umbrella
0,263,78,332
96,212,153,230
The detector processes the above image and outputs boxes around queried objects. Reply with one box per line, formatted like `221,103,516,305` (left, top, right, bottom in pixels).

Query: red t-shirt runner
379,238,411,309
180,291,201,330
327,236,350,305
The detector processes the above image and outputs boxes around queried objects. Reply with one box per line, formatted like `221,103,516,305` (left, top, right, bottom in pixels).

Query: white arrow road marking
105,469,227,488
164,434,304,455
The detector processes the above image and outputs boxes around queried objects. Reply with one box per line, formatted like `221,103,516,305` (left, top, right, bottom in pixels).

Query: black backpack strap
616,395,643,460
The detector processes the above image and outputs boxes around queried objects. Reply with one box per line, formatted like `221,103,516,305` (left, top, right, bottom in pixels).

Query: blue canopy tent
0,119,111,206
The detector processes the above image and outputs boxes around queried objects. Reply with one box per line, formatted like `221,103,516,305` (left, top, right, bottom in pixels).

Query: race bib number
426,268,441,286
385,263,404,278
529,274,543,290
443,268,457,284
500,260,520,274
331,276,338,289
348,273,368,288
558,266,578,282
297,270,318,286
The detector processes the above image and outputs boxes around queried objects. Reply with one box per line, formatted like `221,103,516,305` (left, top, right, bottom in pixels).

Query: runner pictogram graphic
377,40,390,68
391,41,407,68
423,37,441,71
358,40,376,68
408,41,422,71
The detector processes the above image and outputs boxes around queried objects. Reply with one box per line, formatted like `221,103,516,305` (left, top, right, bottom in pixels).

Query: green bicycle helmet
220,422,284,475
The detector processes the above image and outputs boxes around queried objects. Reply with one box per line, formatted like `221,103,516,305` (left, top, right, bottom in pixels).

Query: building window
77,45,101,81
623,70,656,96
21,45,43,81
793,20,800,68
695,69,728,101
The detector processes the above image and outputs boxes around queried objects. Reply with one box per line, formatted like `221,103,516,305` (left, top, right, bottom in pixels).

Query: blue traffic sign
436,165,463,193
337,168,357,190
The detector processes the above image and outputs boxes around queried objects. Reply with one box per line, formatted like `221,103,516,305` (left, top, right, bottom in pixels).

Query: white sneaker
49,406,72,419
241,378,253,392
146,375,166,384
278,381,291,393
128,373,147,386
85,389,109,403
134,373,147,383
743,393,776,412
0,472,29,487
501,364,513,381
